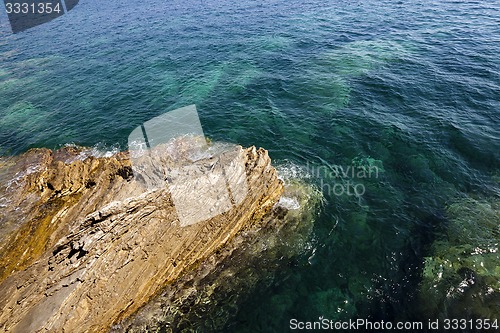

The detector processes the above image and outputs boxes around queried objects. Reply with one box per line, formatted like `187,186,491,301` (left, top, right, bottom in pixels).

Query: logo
3,0,79,33
128,105,248,227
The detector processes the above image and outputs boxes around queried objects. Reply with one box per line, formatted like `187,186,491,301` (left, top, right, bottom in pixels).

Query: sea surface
0,0,499,331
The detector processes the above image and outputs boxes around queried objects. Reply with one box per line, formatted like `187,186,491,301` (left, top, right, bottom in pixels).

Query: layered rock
0,143,290,332
114,180,321,332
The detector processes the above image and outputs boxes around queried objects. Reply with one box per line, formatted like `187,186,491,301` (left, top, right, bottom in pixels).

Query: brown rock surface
0,144,285,332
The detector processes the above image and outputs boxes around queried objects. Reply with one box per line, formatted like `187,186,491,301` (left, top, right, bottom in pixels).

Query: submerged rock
419,196,500,320
0,142,318,332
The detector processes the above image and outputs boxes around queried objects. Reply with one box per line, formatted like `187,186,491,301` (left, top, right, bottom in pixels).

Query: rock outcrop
0,143,291,332
114,180,321,332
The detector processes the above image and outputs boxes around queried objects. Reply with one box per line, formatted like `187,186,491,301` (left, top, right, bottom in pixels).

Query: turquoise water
1,0,499,331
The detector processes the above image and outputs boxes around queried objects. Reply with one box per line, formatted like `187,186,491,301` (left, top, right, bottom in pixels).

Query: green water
0,0,499,331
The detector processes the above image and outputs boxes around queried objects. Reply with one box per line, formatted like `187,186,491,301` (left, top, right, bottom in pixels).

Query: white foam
64,143,120,163
277,196,300,210
5,164,41,189
275,161,311,184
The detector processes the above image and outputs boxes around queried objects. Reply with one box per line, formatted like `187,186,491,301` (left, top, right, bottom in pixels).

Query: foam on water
63,143,121,163
4,164,40,190
275,161,311,184
277,196,301,210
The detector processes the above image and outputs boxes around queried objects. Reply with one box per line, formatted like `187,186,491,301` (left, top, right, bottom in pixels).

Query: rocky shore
0,143,320,332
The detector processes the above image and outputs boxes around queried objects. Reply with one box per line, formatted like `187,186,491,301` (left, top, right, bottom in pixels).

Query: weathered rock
113,180,322,332
0,143,286,332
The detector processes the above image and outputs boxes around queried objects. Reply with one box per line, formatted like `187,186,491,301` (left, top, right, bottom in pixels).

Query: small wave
277,196,301,210
275,160,311,184
63,143,120,163
5,164,40,190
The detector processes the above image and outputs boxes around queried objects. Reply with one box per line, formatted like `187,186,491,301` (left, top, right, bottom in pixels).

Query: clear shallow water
0,0,499,331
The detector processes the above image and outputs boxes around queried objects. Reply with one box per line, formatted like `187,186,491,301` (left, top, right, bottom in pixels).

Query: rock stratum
0,143,317,332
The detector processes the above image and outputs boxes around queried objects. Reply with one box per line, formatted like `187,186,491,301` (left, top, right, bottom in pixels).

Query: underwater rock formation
0,143,316,332
419,196,500,320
